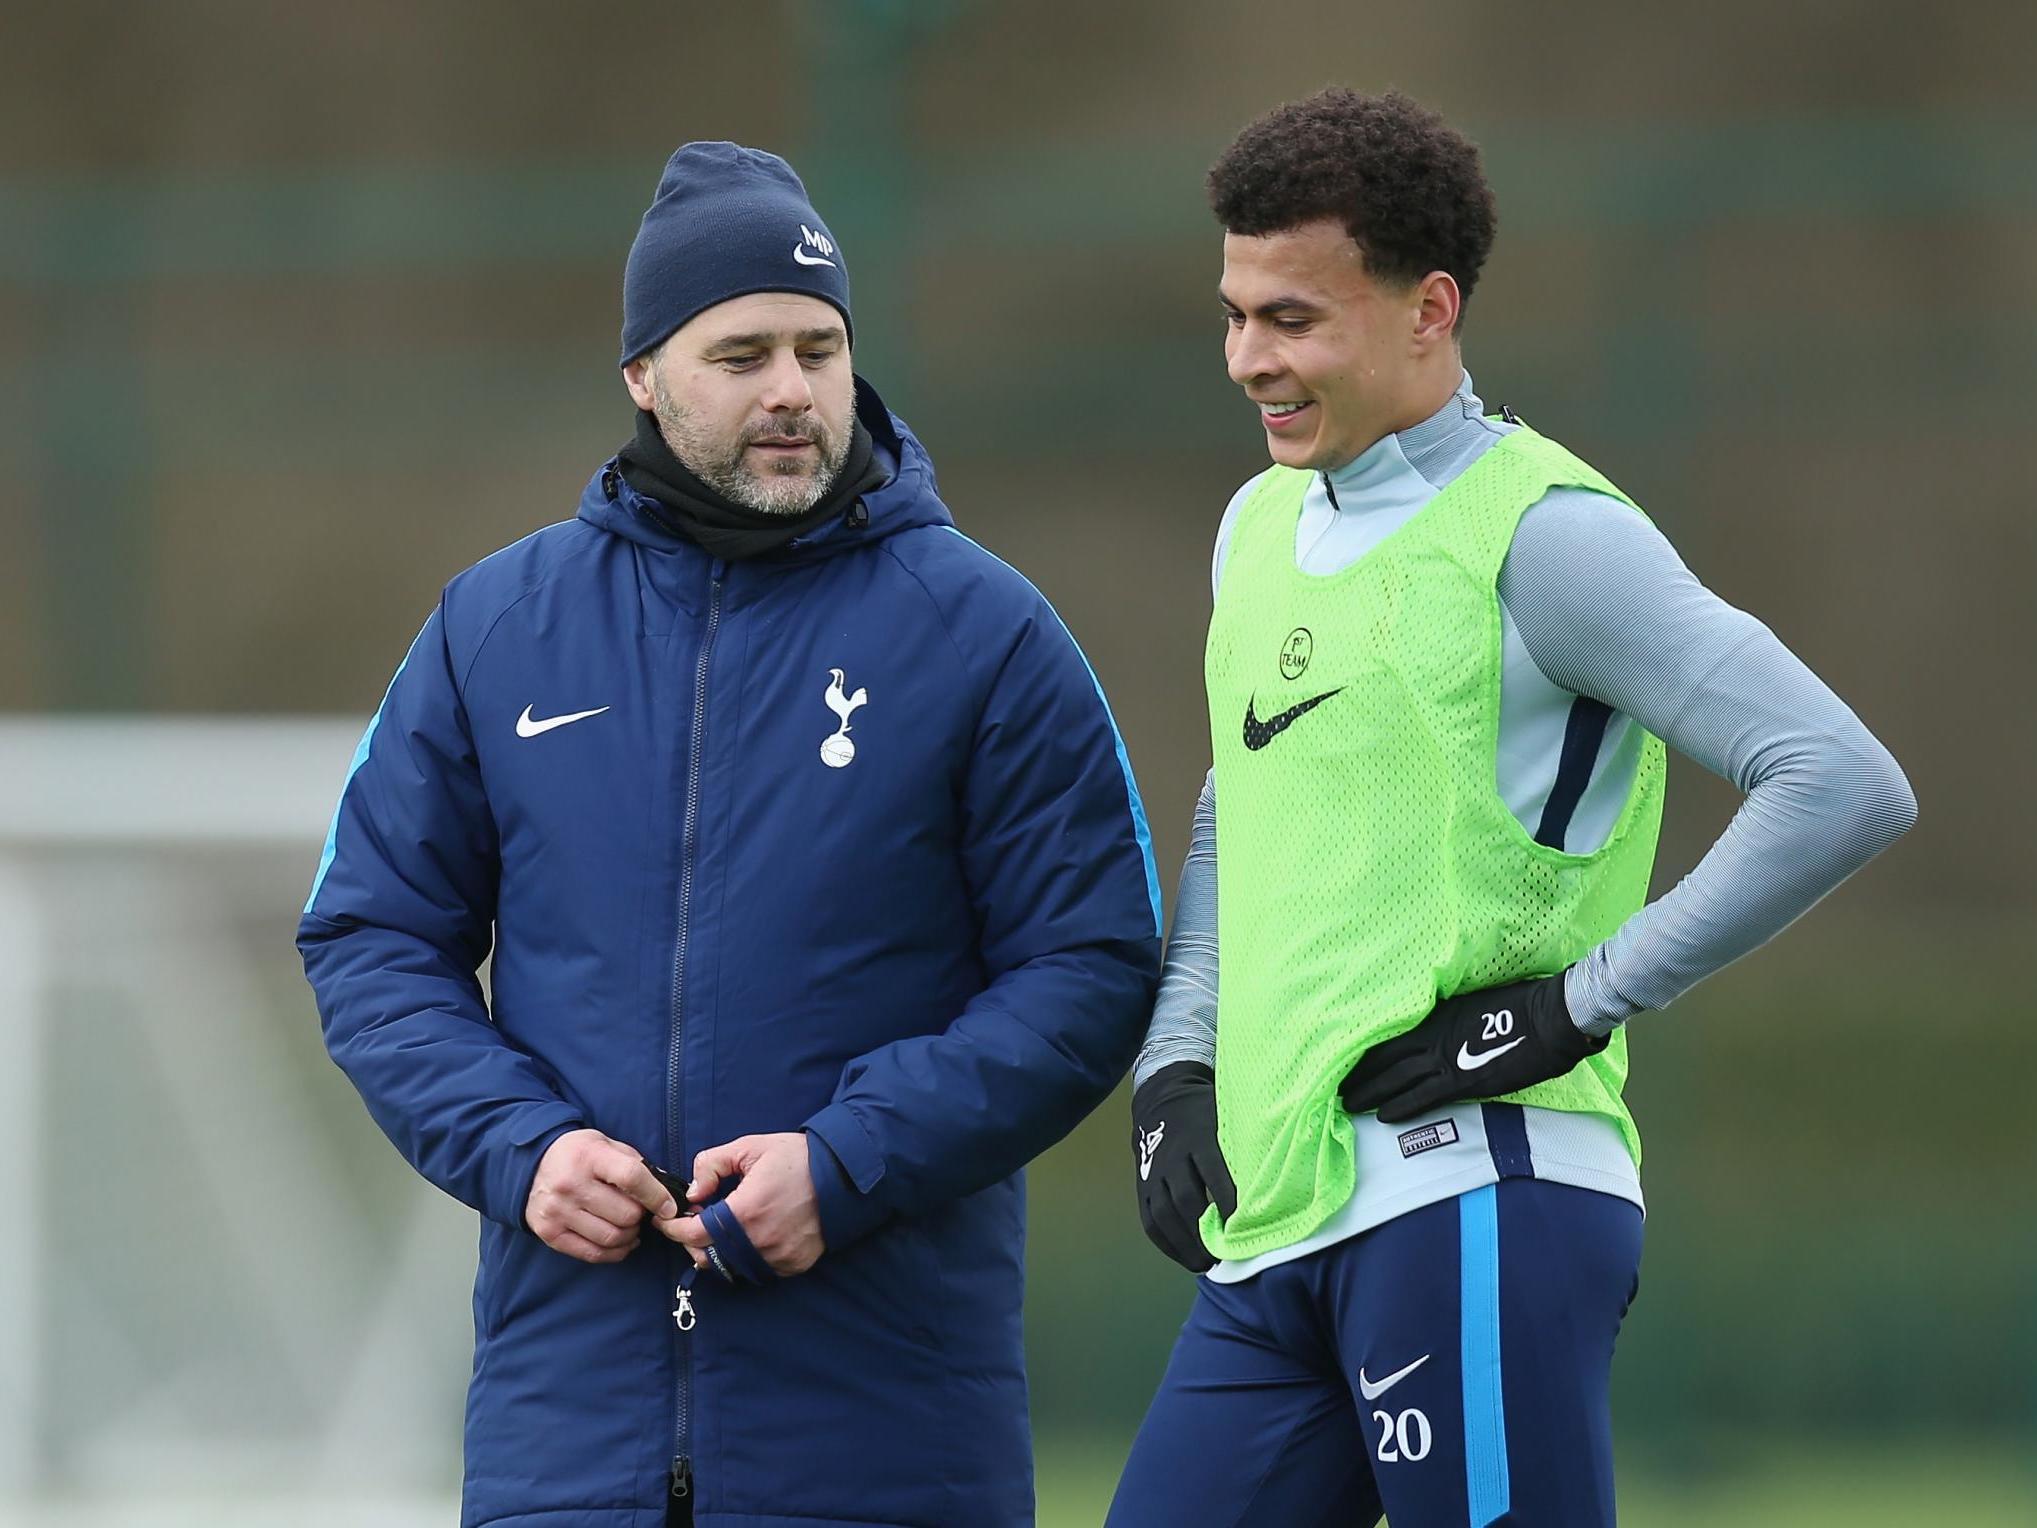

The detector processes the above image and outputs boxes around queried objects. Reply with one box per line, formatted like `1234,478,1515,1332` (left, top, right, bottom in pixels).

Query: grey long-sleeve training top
1138,375,1916,1280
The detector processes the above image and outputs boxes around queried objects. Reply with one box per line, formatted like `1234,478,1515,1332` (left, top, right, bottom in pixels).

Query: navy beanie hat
620,141,852,365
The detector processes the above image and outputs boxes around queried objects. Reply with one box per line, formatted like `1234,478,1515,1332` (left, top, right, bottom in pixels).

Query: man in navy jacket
298,141,1163,1528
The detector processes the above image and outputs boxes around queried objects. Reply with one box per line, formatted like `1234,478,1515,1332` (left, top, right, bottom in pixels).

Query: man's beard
648,376,851,516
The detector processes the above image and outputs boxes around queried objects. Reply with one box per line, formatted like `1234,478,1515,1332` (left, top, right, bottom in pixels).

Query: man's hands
1132,1062,1236,1274
526,1128,679,1264
526,1128,825,1276
1340,973,1606,1124
659,1132,825,1278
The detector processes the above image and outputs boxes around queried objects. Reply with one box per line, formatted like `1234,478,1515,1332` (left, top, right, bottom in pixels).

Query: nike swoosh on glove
1132,1061,1237,1274
1339,972,1608,1124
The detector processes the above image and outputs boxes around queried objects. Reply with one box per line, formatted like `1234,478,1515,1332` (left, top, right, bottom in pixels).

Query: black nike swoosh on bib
1242,689,1344,750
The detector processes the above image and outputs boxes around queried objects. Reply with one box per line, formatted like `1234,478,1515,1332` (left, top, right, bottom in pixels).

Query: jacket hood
577,376,953,561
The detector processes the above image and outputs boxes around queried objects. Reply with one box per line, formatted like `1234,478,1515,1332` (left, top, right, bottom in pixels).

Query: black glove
1340,972,1608,1124
1132,1061,1237,1274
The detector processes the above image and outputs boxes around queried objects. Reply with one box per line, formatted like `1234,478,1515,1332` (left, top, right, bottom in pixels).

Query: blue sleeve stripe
1459,1184,1511,1525
939,527,1164,936
303,633,421,917
1083,662,1165,937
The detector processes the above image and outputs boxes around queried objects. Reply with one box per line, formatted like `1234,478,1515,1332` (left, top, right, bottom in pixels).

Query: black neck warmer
616,408,884,562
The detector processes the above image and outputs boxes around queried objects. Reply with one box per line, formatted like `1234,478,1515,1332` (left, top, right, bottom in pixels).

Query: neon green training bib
1202,426,1666,1260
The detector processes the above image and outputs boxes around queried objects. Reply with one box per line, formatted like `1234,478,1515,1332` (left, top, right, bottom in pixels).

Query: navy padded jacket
298,383,1162,1527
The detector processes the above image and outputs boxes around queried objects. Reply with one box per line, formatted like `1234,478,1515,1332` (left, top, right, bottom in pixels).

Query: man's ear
1410,270,1462,350
622,354,657,412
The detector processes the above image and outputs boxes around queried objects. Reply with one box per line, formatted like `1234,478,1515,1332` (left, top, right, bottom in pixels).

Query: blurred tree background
3,1,2032,1521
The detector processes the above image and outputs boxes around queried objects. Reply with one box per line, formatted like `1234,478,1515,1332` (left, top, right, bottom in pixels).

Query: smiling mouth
1257,400,1314,430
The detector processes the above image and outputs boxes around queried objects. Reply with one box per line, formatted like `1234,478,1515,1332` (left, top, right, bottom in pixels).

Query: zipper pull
672,1282,696,1332
670,1455,693,1498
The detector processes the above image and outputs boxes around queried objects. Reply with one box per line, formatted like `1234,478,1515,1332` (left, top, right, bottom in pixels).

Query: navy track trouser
1107,1178,1643,1528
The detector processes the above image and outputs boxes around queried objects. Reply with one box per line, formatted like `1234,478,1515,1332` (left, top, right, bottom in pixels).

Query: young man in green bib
1109,90,1916,1528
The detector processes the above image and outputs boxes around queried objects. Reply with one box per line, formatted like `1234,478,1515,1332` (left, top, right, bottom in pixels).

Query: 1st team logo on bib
821,668,868,767
1279,627,1313,680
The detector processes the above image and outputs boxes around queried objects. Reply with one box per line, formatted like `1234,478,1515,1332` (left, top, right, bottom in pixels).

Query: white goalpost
0,718,477,1525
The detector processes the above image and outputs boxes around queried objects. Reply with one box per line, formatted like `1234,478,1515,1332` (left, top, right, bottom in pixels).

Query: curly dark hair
1208,88,1497,320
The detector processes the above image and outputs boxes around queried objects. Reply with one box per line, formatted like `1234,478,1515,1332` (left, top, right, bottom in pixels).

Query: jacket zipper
668,563,725,1505
669,1269,699,1503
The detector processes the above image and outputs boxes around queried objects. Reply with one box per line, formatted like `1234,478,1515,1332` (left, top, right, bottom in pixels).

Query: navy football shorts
1107,1176,1643,1528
